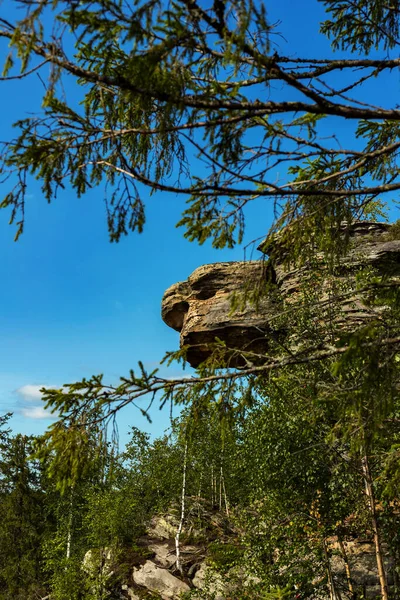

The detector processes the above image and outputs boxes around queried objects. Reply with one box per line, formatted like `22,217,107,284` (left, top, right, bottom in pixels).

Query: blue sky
0,0,398,446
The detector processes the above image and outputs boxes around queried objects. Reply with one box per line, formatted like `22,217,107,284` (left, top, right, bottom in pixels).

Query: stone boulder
330,539,395,598
192,563,225,599
145,515,204,572
83,547,115,577
147,541,177,568
121,584,140,599
132,560,190,599
263,221,400,296
83,547,116,584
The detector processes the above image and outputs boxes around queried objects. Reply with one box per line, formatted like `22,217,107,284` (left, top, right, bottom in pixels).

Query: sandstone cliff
161,221,400,367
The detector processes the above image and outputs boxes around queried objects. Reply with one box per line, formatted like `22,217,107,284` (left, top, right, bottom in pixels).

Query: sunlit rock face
263,221,399,296
161,222,400,368
161,261,276,367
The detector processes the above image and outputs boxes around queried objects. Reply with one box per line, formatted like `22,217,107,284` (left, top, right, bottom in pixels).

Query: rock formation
132,560,190,599
110,511,394,600
162,260,273,367
161,221,400,367
113,221,400,600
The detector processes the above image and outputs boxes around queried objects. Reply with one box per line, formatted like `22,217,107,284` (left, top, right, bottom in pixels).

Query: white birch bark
221,469,230,517
211,464,214,505
66,486,74,560
175,440,188,576
219,465,222,510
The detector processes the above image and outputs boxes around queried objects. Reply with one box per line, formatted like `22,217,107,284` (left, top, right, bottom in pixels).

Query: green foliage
207,541,244,573
260,586,294,600
43,553,89,600
0,0,398,249
384,219,400,241
0,431,47,600
320,0,400,52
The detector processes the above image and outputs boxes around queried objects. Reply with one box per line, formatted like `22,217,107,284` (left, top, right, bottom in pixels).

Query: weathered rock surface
132,560,190,599
162,261,275,367
148,514,179,540
192,563,225,599
83,547,115,591
162,221,400,367
267,221,400,296
112,509,397,600
330,539,395,598
83,548,114,577
147,541,177,568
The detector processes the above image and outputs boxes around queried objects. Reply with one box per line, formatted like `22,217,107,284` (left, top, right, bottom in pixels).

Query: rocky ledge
161,261,274,367
161,221,400,367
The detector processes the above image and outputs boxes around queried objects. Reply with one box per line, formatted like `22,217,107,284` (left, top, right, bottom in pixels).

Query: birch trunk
175,441,188,576
323,539,339,600
211,464,214,505
66,486,74,560
219,465,222,510
198,470,203,499
221,469,230,517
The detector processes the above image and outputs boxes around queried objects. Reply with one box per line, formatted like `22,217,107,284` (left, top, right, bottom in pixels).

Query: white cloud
16,384,45,402
15,384,58,420
20,406,55,420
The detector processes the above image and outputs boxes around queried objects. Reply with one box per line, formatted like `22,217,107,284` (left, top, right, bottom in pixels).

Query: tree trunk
361,451,389,600
219,465,222,510
220,466,230,517
175,441,188,576
66,486,74,560
211,464,214,505
338,537,354,599
323,538,339,600
198,470,203,499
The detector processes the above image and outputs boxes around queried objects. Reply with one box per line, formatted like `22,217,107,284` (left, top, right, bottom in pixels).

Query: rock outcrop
162,261,274,367
115,511,395,600
330,539,395,599
132,560,190,599
161,221,400,367
119,511,208,599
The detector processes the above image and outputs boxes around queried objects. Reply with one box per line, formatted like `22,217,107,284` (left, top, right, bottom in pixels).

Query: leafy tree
37,410,120,600
224,263,400,600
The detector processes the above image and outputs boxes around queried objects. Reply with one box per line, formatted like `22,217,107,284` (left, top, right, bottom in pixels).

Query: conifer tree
0,431,46,600
0,0,399,249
